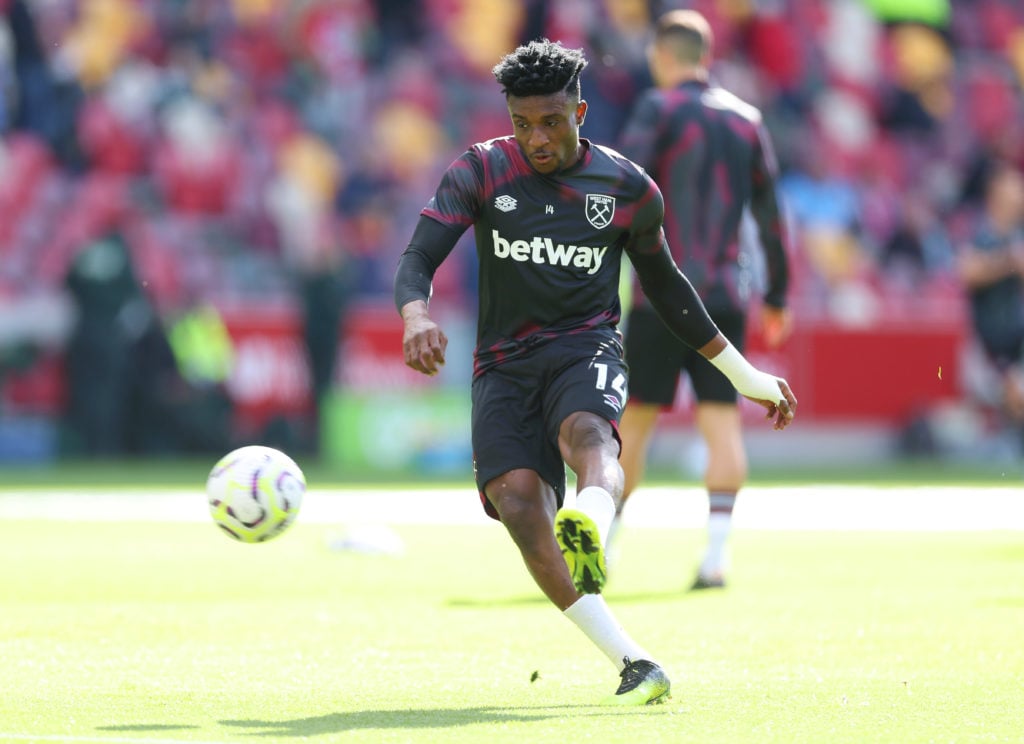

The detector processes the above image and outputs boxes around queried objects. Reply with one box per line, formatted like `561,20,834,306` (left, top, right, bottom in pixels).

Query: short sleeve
421,149,485,230
624,172,667,257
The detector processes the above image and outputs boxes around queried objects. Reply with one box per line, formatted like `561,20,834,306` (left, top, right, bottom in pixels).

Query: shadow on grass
221,704,665,736
98,724,200,731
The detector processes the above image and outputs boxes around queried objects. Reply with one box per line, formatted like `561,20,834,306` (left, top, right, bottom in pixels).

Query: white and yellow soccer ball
206,445,306,543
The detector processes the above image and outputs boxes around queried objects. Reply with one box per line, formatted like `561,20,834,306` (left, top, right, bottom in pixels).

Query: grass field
1,479,1022,744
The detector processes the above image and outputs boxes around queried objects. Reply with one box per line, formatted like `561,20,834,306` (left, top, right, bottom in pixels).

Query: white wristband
709,343,783,403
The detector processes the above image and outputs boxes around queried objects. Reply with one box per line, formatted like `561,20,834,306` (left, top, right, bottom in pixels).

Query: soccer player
394,39,795,705
957,163,1024,424
613,10,793,590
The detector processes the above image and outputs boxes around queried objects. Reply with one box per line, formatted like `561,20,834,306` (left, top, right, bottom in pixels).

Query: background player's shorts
975,323,1024,372
471,330,627,520
624,305,747,406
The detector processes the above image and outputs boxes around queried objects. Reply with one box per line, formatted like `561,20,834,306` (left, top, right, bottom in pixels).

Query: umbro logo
494,195,517,212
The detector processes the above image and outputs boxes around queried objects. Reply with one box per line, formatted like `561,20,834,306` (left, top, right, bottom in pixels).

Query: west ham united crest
585,194,615,229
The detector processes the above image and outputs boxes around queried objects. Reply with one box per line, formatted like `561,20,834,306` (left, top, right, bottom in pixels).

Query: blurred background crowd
0,0,1022,470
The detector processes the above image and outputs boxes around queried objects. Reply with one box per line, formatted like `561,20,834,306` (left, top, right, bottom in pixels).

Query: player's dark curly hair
492,39,588,99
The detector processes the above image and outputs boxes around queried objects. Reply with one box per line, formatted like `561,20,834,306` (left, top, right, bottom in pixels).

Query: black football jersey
422,137,665,374
619,80,788,312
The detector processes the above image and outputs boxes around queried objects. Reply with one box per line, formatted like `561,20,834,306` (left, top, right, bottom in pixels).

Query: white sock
575,486,616,548
605,512,623,553
702,491,736,575
604,513,624,570
563,594,653,671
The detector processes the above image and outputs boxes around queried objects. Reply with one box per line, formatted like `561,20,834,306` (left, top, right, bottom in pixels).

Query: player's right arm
394,217,464,376
393,150,482,376
749,119,792,348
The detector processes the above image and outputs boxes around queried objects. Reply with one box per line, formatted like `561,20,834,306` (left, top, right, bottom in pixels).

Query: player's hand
760,306,792,349
402,312,448,376
743,377,797,431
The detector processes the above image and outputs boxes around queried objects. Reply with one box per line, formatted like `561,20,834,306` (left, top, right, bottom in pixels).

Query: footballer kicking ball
206,445,306,543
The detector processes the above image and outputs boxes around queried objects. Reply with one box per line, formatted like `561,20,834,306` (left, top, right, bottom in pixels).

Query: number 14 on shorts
595,362,626,413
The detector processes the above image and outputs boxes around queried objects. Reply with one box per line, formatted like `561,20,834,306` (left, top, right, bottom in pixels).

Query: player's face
507,91,587,175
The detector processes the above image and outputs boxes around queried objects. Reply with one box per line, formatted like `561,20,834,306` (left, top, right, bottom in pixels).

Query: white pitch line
0,485,1021,530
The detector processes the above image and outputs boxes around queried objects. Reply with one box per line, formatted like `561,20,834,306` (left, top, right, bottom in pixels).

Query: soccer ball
206,445,306,543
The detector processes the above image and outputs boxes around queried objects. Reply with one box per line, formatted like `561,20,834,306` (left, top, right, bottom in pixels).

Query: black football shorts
471,330,627,519
624,305,747,406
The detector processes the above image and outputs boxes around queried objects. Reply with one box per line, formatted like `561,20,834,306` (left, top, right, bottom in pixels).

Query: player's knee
560,411,615,454
491,489,531,525
493,494,558,556
484,471,552,527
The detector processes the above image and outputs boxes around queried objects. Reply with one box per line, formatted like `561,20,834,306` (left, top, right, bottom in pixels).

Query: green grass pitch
1,492,1022,744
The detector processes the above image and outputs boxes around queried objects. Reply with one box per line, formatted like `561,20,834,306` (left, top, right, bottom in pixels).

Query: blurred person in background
63,231,166,454
957,162,1024,428
612,10,792,590
64,229,237,456
5,0,84,168
395,39,795,705
879,189,954,288
165,287,235,455
266,131,353,455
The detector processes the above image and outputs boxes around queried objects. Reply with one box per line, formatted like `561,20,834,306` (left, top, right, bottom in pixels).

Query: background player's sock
576,486,616,548
563,594,652,671
701,490,736,576
605,511,623,559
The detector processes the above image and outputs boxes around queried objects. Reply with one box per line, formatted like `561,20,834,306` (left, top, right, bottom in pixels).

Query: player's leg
613,306,684,553
544,334,633,593
555,410,670,704
610,401,659,554
693,401,747,587
481,438,668,703
482,468,580,609
472,357,613,603
619,402,660,500
555,410,622,593
476,337,669,704
688,310,748,589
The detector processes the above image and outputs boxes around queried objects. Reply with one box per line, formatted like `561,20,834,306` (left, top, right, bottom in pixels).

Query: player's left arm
629,242,795,427
750,121,792,348
628,178,796,428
